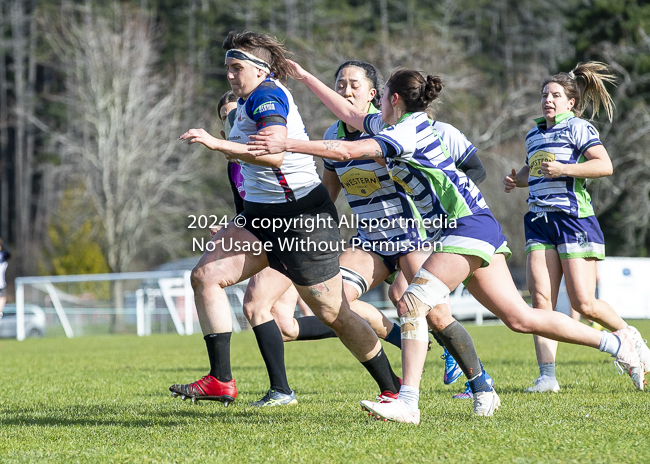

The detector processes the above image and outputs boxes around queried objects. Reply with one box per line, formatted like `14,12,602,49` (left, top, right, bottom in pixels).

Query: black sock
205,332,232,382
384,323,402,349
296,316,337,340
430,330,445,348
253,320,292,395
360,348,400,394
435,321,482,380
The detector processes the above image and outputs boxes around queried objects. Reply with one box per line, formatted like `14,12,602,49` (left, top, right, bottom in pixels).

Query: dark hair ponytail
422,75,443,108
386,69,443,112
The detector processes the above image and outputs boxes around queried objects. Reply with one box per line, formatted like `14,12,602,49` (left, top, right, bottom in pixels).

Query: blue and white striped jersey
228,78,320,203
363,112,488,235
323,112,425,253
525,112,602,218
430,121,477,168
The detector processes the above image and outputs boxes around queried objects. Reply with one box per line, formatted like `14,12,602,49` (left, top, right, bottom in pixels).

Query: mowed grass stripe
0,321,648,463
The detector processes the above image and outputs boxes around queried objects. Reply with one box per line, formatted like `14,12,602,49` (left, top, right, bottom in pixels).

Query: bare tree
188,0,196,75
285,0,297,38
0,0,9,241
26,0,37,244
42,3,200,330
11,0,28,276
589,37,650,255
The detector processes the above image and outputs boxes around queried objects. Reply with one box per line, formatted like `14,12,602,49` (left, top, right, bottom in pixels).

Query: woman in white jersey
214,91,337,407
171,31,401,408
504,62,650,392
249,64,646,424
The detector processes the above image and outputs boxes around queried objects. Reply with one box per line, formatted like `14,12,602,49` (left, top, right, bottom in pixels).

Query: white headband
568,71,576,80
225,49,271,74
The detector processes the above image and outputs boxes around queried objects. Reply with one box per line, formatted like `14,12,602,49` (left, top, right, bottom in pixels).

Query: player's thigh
397,248,432,284
420,252,481,292
294,273,345,324
244,266,293,317
270,284,302,331
526,248,562,310
339,247,389,300
193,223,269,288
561,257,597,309
467,254,532,324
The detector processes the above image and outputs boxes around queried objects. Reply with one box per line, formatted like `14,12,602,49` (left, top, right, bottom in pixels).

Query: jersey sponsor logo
529,150,556,177
253,101,276,115
340,168,381,197
388,171,413,194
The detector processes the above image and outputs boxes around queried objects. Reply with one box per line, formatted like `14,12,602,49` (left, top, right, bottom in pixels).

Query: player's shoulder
247,80,289,105
566,116,596,131
323,121,340,140
432,120,466,138
565,116,600,138
431,120,454,132
525,125,540,139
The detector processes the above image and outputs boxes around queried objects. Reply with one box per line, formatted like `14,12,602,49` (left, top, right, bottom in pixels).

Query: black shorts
242,183,341,286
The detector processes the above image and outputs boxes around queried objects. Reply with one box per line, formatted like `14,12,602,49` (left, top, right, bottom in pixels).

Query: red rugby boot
169,375,237,406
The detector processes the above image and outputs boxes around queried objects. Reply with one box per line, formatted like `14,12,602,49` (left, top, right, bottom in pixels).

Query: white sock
599,332,621,356
397,385,420,413
539,362,555,378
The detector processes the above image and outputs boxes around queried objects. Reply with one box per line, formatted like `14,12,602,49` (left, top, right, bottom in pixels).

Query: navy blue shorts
438,210,504,267
524,211,605,260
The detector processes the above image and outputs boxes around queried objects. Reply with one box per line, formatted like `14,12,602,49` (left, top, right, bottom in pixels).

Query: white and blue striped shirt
323,117,424,253
363,112,488,235
525,112,601,218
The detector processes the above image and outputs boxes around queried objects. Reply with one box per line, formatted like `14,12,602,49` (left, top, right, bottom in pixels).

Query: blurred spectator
0,238,10,320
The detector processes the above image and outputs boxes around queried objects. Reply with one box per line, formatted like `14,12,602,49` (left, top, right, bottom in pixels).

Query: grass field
1,321,649,463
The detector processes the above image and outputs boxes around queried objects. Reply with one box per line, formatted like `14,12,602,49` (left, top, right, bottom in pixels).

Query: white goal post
13,271,247,341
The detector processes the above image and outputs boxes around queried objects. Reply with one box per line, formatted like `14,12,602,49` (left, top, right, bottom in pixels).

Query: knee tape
400,269,450,341
340,266,370,297
405,268,450,309
400,310,429,341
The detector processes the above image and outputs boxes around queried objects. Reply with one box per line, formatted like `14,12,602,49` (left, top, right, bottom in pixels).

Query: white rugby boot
525,375,561,393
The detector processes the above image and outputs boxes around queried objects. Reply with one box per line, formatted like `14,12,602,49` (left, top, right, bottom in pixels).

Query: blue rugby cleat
442,347,462,385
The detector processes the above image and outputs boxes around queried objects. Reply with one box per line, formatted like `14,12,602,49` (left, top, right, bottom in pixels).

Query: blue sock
384,323,402,349
468,370,492,394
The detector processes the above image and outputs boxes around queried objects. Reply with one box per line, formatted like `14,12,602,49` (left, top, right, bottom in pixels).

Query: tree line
1,0,649,287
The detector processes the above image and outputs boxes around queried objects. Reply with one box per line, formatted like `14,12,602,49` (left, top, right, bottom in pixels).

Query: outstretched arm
248,130,385,165
179,126,285,168
289,60,369,131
